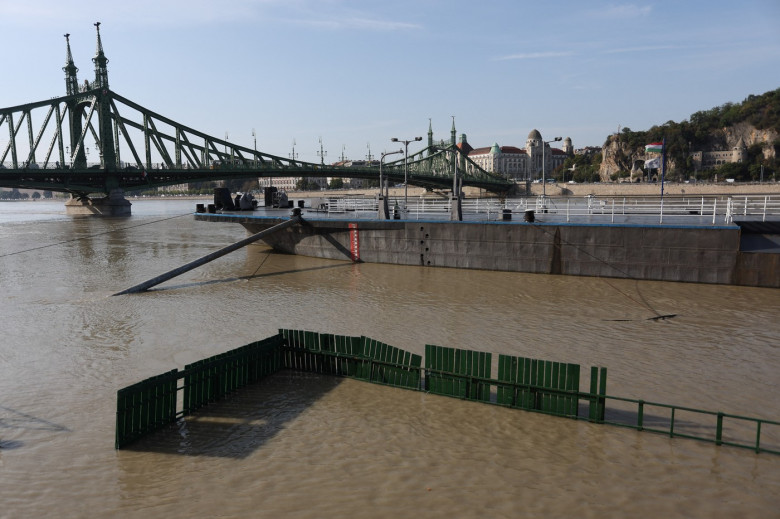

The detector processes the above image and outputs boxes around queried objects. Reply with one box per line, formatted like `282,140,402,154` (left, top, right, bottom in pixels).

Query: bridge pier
377,195,390,220
450,195,462,221
64,189,132,216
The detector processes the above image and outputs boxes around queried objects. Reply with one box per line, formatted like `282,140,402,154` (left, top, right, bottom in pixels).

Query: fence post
716,412,723,446
598,367,607,422
588,366,599,421
637,400,644,431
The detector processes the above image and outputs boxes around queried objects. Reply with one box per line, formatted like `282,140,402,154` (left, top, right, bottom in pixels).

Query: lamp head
391,138,399,142
414,136,422,141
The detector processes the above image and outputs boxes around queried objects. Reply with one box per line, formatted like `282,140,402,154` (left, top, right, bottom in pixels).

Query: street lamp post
541,136,562,197
391,136,422,208
379,149,403,219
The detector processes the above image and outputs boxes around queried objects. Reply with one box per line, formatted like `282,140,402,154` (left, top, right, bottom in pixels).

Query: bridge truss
0,28,513,197
0,89,513,196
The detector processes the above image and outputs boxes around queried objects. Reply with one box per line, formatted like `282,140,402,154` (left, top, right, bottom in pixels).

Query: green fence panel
359,337,422,390
588,366,608,422
115,369,179,449
496,354,581,417
425,345,491,401
184,334,285,416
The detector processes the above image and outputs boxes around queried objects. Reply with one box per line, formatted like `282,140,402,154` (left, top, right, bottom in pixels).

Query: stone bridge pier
64,189,132,216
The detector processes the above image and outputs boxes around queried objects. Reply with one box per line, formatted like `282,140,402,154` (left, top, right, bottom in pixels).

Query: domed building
467,129,571,181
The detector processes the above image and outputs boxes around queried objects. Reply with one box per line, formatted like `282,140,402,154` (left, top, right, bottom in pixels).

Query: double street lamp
541,136,562,197
379,149,403,219
390,136,422,208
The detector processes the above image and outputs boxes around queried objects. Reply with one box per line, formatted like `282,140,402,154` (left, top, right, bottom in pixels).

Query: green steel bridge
0,25,513,200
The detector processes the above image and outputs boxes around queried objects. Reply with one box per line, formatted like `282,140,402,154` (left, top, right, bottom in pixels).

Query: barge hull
194,214,779,288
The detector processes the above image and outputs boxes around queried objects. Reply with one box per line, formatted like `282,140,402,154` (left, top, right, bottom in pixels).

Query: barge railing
314,195,779,224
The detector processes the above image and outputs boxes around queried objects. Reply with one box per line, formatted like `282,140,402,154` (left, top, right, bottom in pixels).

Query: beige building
465,130,571,181
691,138,747,170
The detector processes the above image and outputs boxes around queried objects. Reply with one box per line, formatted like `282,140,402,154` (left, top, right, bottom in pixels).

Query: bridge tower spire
450,116,456,146
427,118,433,156
91,22,117,173
63,33,79,96
92,22,109,89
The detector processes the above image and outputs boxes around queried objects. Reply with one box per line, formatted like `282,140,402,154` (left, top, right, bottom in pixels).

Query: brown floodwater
0,200,778,518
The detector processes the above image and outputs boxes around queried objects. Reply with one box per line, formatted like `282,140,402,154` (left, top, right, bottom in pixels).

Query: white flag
644,157,661,169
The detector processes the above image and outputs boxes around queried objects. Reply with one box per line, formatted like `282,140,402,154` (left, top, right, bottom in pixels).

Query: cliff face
598,137,678,180
723,123,778,160
598,122,778,179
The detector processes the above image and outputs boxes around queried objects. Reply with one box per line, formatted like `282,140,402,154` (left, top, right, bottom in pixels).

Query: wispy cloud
289,16,420,31
493,51,575,61
602,44,685,55
589,4,653,19
0,0,420,31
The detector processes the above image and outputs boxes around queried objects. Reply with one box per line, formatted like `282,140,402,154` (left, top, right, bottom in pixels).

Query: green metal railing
116,330,779,455
115,335,285,449
281,329,422,390
599,395,779,454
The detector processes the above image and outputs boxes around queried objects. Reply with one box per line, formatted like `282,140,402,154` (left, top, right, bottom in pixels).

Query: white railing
312,194,780,225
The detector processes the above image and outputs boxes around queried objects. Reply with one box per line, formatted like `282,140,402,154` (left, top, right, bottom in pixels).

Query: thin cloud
493,51,575,61
290,16,421,31
589,4,653,19
602,44,684,54
0,0,419,31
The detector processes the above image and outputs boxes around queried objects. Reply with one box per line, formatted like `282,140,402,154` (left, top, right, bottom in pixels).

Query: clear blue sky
2,0,779,164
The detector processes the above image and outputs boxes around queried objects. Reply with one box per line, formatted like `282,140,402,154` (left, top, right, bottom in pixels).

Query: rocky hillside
598,88,780,181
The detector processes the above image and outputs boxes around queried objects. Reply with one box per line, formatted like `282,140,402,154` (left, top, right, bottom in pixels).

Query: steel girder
1,89,514,195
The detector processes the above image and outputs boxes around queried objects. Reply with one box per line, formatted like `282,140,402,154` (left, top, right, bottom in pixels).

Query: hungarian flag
645,142,663,153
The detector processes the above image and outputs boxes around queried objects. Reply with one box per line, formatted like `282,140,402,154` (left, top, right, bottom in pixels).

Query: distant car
568,180,577,184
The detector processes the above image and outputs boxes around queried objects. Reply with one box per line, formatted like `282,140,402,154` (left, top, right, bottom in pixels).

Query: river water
1,199,778,518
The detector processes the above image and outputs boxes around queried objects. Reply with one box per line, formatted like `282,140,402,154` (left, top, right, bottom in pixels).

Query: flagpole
660,136,666,223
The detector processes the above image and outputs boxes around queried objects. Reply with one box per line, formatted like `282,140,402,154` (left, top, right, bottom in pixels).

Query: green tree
295,178,321,191
716,162,749,181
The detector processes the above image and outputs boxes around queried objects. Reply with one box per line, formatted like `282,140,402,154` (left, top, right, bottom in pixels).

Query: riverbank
288,181,780,199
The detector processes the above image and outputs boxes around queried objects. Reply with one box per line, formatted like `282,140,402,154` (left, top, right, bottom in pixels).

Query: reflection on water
1,200,778,517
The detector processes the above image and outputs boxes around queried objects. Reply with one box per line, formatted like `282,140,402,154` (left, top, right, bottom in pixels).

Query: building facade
691,138,747,171
466,129,571,181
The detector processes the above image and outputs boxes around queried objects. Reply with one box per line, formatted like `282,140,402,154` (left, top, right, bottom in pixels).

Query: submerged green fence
281,329,422,390
116,330,780,455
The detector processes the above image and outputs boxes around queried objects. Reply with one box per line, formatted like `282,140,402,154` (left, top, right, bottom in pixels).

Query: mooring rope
0,212,192,259
526,221,676,321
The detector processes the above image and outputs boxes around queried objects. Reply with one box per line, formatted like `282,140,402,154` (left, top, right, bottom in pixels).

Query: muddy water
0,200,778,518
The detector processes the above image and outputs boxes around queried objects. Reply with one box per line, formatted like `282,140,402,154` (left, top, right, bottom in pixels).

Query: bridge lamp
252,129,257,167
390,136,422,208
380,149,404,197
541,136,561,197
